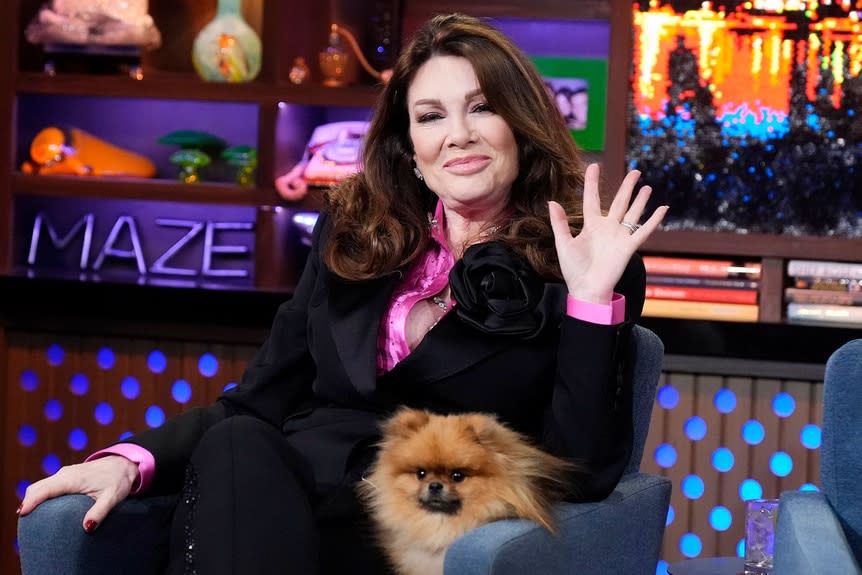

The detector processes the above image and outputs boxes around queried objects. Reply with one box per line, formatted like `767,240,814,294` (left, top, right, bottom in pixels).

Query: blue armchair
18,326,671,575
774,338,862,575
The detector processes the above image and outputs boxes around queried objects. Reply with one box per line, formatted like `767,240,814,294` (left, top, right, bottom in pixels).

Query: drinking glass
744,498,779,574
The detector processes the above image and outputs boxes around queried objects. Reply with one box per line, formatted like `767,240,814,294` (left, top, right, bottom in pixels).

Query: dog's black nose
428,482,443,492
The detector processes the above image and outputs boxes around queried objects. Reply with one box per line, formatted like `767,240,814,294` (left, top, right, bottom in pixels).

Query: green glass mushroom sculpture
222,145,258,187
170,149,211,184
158,130,226,183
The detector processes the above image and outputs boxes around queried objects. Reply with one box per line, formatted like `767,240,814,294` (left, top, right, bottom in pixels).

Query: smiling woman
407,55,519,253
18,13,666,575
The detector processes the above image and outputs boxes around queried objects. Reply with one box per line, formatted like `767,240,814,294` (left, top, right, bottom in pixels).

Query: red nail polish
84,520,97,533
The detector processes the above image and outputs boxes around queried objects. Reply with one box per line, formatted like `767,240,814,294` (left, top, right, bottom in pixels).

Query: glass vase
192,0,261,82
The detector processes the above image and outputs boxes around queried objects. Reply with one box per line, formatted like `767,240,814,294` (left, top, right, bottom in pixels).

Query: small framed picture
532,56,608,152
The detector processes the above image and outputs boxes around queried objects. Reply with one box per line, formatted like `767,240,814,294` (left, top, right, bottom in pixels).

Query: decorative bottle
192,0,261,83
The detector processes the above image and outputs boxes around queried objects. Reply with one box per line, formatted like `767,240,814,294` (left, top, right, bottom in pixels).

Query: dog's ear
462,413,508,447
383,407,431,439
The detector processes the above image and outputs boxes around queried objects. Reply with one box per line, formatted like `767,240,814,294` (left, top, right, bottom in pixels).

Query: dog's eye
416,469,426,480
450,470,466,483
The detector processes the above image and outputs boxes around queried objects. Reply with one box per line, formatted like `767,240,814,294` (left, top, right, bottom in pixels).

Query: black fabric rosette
449,242,558,338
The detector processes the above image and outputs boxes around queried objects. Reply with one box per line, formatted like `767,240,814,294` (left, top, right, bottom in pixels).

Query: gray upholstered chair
18,325,671,575
774,338,862,575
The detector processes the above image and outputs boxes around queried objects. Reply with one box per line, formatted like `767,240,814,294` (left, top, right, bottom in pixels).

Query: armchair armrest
444,472,671,575
18,493,176,575
775,491,862,575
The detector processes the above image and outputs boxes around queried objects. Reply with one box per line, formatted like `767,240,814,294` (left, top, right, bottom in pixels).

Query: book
791,277,862,291
787,260,862,281
647,274,760,290
646,285,758,305
784,288,862,306
643,256,761,278
786,303,862,325
642,299,759,322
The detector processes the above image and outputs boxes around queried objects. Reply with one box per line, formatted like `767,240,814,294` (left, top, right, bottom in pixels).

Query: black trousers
165,415,391,575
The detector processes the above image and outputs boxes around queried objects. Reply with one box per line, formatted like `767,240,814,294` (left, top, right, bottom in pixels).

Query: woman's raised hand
17,455,139,532
549,163,668,304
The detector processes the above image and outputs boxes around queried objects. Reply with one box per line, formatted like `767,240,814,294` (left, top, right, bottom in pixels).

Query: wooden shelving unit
16,71,382,107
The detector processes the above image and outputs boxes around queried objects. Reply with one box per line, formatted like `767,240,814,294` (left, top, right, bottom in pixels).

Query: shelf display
20,126,156,177
192,0,261,83
24,0,161,48
275,121,368,201
24,0,161,77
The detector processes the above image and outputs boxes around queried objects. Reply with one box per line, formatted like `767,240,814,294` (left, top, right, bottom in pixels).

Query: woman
18,13,667,574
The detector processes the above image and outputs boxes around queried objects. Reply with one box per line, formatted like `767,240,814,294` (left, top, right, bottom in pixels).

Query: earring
413,167,424,181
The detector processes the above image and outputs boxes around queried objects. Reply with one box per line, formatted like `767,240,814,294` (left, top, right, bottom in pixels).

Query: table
667,556,745,575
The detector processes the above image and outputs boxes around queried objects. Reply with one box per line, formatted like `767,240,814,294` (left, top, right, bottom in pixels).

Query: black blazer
131,212,646,503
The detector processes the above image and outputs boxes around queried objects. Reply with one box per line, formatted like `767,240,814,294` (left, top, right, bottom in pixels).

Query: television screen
627,0,862,236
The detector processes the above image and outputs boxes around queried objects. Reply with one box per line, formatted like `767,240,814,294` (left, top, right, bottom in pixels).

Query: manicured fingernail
15,505,22,515
84,520,97,533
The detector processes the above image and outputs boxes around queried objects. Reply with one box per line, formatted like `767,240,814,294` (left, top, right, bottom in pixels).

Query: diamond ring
620,221,640,235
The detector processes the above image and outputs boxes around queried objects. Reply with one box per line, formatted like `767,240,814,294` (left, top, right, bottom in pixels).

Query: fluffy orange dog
358,408,576,575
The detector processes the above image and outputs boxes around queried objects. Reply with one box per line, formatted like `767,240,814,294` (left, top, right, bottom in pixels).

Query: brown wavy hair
325,13,587,280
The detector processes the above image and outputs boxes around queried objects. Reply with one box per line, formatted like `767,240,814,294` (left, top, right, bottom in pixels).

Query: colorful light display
628,0,862,235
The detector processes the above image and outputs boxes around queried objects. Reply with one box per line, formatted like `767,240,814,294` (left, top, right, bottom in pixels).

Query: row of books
639,256,862,327
641,256,761,322
784,259,862,327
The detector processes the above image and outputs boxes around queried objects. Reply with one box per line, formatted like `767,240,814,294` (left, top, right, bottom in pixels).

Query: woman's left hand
549,163,668,304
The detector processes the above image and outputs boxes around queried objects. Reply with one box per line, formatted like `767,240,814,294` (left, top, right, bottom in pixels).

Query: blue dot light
800,424,821,449
17,425,37,447
800,483,819,492
198,353,219,378
712,448,735,472
656,561,668,575
19,370,38,392
655,443,678,468
740,479,763,501
770,451,793,477
43,399,63,421
67,429,88,451
709,506,732,531
16,480,30,500
742,420,765,445
685,416,707,441
96,347,115,369
682,475,705,499
680,533,703,558
714,389,737,413
147,350,167,374
94,403,114,426
69,373,89,396
657,385,679,409
145,406,165,428
772,392,796,417
120,376,140,400
666,504,675,526
42,454,62,476
737,538,745,558
172,380,192,404
46,344,64,366
119,431,134,441
223,382,238,392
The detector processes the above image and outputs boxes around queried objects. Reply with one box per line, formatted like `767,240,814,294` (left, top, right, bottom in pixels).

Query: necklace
432,296,448,311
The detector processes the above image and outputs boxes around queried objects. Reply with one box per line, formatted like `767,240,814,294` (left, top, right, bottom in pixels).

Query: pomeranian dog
357,408,577,575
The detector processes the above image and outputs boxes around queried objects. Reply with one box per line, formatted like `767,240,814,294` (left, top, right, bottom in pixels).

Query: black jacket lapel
328,272,399,396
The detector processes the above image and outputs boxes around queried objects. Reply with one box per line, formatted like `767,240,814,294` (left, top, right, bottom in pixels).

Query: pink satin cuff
566,293,626,325
86,443,155,494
